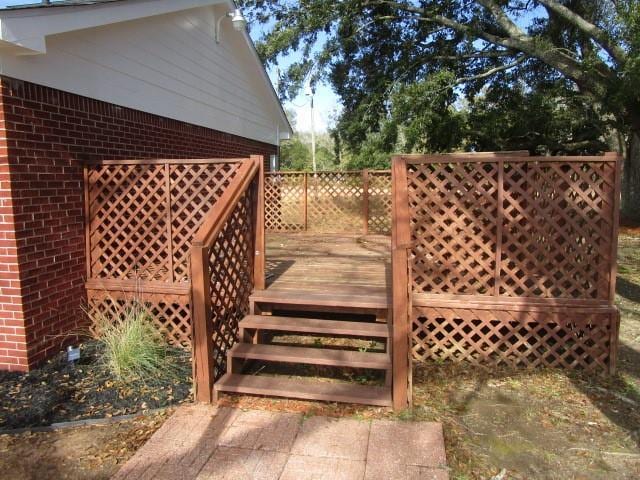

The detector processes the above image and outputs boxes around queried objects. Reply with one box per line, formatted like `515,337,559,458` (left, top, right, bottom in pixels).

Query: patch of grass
90,302,187,385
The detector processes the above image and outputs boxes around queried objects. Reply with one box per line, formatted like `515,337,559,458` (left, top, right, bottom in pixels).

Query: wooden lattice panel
86,289,191,347
88,164,172,281
264,170,392,234
207,183,257,380
264,172,305,231
170,163,240,282
411,305,615,372
500,161,616,299
367,171,392,234
407,162,499,295
87,161,241,284
308,172,363,233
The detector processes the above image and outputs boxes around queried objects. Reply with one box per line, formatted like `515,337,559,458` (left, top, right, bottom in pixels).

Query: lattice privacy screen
265,170,391,235
402,156,620,372
206,183,257,379
85,160,243,346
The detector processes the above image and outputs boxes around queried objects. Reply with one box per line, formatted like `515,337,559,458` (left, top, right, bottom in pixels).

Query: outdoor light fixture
215,8,247,43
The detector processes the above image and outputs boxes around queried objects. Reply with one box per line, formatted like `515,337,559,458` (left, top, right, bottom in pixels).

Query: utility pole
306,84,317,173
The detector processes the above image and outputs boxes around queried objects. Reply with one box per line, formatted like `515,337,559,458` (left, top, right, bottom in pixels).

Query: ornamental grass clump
90,301,186,384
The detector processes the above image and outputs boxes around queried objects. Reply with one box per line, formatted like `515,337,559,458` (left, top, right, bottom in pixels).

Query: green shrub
90,301,186,384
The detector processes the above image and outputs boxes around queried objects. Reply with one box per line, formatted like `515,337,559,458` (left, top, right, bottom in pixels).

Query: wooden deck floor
265,233,391,308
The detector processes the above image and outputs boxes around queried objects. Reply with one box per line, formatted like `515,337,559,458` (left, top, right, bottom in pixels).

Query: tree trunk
622,129,640,222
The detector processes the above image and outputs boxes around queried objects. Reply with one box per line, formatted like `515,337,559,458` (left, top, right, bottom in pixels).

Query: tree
280,136,311,170
242,0,640,218
467,79,609,155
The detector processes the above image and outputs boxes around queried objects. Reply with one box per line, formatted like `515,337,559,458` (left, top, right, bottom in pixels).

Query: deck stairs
214,289,393,407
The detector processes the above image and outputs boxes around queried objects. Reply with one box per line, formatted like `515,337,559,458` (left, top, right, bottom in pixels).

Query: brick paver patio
113,404,448,479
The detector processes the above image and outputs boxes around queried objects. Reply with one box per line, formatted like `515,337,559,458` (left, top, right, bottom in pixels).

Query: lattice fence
206,182,257,380
86,288,191,347
264,170,391,235
398,154,621,372
84,159,244,346
264,172,305,232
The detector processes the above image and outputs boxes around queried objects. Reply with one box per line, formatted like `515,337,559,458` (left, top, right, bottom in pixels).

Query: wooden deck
264,233,391,309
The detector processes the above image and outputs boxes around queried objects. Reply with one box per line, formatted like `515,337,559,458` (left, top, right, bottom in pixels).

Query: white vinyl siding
0,4,287,145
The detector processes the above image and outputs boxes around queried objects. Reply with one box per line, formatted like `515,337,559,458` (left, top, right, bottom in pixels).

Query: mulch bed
0,341,192,430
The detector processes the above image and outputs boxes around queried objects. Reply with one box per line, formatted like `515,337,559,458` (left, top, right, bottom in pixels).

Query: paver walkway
113,404,448,480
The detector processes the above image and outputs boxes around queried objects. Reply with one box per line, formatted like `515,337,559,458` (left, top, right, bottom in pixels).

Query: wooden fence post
362,169,369,235
252,156,266,290
608,154,622,374
391,156,410,410
303,172,308,231
191,244,214,403
83,164,92,280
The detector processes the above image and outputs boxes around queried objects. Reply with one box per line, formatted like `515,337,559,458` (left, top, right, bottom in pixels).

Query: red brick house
0,0,292,371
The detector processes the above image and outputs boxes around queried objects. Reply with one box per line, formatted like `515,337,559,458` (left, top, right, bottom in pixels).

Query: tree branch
538,0,627,64
453,56,526,84
371,0,610,93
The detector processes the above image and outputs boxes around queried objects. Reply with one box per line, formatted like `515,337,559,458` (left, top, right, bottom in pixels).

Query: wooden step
240,315,389,338
250,289,389,311
215,373,392,407
229,343,390,370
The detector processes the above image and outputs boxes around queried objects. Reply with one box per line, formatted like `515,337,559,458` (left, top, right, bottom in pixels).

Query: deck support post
391,156,410,411
191,244,215,403
252,155,266,290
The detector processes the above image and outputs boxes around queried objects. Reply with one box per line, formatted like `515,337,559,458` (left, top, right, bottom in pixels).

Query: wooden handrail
192,158,260,247
190,155,264,403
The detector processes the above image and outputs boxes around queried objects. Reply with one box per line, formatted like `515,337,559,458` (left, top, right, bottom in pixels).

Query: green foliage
467,80,609,155
90,302,186,384
280,136,311,170
391,71,467,153
279,132,338,171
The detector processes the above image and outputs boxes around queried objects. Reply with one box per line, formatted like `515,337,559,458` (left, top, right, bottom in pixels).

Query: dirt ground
0,411,169,480
0,341,191,429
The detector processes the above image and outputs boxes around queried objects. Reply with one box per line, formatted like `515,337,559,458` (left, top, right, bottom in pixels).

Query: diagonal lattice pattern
411,306,615,372
264,170,392,234
407,162,499,295
170,163,240,282
307,172,363,233
368,171,392,234
500,161,616,299
86,288,192,347
264,172,305,231
88,164,171,281
207,182,257,380
403,156,620,373
86,159,243,347
88,161,241,283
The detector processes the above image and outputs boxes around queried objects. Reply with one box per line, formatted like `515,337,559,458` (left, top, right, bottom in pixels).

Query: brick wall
0,75,277,371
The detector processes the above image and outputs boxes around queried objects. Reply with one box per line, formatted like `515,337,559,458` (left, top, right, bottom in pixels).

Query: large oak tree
242,0,640,217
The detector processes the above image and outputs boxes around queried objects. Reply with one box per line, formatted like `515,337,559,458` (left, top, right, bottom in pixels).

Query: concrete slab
114,404,449,480
291,416,370,460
